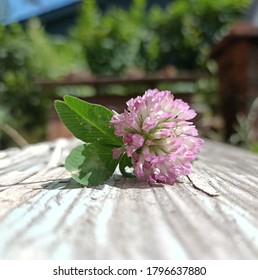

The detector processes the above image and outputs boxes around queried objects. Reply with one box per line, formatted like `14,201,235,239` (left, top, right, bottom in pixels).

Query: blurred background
1,0,258,152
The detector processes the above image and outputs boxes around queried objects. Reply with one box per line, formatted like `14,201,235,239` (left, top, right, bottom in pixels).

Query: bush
0,21,85,149
0,24,47,148
72,0,152,75
156,0,251,69
26,19,85,79
72,0,250,74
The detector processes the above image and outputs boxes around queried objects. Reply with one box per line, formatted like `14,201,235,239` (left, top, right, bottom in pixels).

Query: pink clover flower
110,89,204,184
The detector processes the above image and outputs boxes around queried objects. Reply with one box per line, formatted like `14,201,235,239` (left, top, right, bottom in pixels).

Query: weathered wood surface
0,138,258,260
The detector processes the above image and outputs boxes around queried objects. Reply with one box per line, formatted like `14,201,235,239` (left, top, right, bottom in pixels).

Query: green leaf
119,153,135,178
65,143,119,186
54,95,122,147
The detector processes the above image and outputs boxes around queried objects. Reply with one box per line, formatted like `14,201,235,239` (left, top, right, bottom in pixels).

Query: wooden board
0,138,258,259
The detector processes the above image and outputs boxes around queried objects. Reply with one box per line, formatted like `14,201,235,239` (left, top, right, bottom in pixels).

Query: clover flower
110,89,204,184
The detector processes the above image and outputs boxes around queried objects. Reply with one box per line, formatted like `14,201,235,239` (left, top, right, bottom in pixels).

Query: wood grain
0,138,258,259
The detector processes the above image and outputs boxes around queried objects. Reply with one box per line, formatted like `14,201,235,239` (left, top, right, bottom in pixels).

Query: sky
0,0,80,24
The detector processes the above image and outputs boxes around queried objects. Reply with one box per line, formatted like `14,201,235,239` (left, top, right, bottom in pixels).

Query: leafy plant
229,97,258,153
155,0,251,69
55,95,130,186
0,23,48,148
72,0,250,74
0,20,85,149
71,0,160,74
27,18,85,79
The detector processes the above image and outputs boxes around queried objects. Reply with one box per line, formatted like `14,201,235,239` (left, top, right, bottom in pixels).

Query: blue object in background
0,0,172,35
0,0,81,35
0,0,80,24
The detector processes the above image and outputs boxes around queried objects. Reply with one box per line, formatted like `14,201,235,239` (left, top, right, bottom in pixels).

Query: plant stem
0,123,28,147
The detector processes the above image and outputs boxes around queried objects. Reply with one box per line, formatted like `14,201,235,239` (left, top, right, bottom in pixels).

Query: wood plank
37,72,201,89
0,138,258,259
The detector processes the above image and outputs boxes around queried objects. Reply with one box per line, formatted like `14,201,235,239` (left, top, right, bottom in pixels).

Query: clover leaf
54,96,124,186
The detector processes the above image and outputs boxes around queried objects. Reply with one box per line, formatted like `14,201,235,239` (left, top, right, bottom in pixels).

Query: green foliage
65,143,118,186
229,98,258,154
54,95,122,146
0,23,47,147
156,0,250,69
119,152,135,178
229,114,251,147
55,95,132,186
250,142,258,153
228,114,258,154
72,0,250,74
72,0,150,75
0,20,85,148
26,19,85,79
